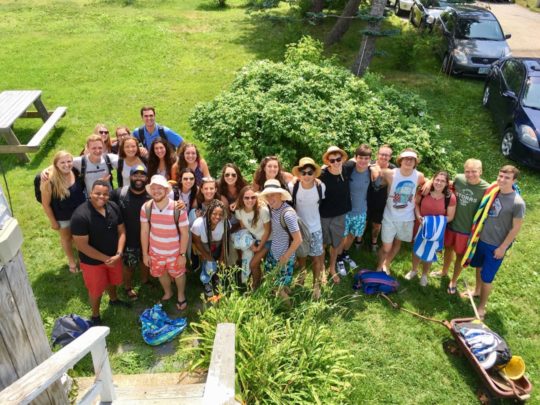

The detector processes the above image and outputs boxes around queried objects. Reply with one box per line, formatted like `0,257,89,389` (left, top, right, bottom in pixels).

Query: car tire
501,129,516,159
395,0,402,16
442,54,453,75
482,85,490,108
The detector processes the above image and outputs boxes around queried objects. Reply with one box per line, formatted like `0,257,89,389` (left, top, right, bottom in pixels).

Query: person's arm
40,182,59,230
200,158,211,178
494,217,523,259
105,223,125,266
414,193,423,224
279,230,302,266
141,211,151,267
192,234,214,261
446,194,457,223
177,223,189,268
40,165,54,182
72,235,110,263
164,127,183,148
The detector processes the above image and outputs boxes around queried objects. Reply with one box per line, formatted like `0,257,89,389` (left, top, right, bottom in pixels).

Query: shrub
190,37,460,178
183,268,358,403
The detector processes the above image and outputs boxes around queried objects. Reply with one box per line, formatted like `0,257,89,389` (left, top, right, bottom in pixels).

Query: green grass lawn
0,0,538,403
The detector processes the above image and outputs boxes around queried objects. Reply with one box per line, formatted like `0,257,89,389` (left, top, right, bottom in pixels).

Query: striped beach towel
461,182,499,268
413,215,447,262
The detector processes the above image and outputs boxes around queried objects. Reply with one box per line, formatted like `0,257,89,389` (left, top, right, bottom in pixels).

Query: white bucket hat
258,179,292,202
145,174,172,194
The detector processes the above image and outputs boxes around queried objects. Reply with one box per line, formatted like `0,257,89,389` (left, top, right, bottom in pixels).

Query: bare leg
449,253,464,289
106,284,119,301
371,223,382,245
140,263,150,284
421,261,431,277
343,234,354,251
123,265,135,290
379,239,401,272
477,279,492,319
411,254,421,273
58,228,77,270
328,239,344,281
89,294,102,318
158,274,174,300
250,246,268,290
296,256,307,286
441,247,454,276
312,254,324,299
175,274,187,306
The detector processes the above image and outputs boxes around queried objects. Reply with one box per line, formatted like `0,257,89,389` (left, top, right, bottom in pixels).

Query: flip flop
176,299,187,311
447,285,457,295
125,288,138,300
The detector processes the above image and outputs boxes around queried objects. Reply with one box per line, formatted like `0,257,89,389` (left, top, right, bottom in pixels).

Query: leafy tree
190,37,460,178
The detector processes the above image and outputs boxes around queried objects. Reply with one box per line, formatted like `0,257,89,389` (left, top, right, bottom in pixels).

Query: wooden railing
0,326,114,405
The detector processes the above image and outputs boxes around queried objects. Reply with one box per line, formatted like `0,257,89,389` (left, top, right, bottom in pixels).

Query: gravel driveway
483,3,540,57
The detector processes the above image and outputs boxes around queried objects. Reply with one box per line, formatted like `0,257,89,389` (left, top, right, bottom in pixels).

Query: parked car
483,57,540,168
409,0,474,30
433,6,511,76
388,0,414,16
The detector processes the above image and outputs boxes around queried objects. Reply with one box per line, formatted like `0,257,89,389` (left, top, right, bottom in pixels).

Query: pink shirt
141,199,188,256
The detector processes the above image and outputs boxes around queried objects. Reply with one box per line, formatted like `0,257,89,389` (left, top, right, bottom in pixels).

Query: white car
388,0,415,16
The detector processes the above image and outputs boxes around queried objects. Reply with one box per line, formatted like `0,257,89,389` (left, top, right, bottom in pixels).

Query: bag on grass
51,314,92,347
353,270,399,295
139,304,188,346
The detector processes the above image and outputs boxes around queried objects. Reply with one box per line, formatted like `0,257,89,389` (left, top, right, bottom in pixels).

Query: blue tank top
51,176,87,221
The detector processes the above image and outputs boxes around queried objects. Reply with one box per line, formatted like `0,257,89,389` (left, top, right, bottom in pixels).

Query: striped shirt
270,203,299,259
140,199,188,256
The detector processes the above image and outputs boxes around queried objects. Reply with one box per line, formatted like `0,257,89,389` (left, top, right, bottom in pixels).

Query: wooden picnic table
0,90,66,162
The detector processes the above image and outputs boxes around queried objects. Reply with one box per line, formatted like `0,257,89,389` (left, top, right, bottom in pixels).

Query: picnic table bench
0,90,67,162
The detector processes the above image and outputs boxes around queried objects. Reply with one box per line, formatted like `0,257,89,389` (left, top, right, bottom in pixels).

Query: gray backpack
280,207,311,258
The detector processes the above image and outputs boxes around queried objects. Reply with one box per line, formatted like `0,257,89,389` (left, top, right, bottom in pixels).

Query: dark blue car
483,57,540,169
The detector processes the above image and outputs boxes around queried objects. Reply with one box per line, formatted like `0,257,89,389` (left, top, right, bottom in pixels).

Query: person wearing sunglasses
289,157,326,299
93,123,114,154
319,146,351,283
374,148,425,275
218,163,247,210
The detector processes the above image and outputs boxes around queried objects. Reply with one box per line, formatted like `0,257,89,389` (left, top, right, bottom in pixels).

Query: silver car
433,5,511,76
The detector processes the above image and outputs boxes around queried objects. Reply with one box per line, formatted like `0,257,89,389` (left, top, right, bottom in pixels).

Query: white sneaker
404,270,418,280
420,275,428,287
337,260,347,276
342,254,357,269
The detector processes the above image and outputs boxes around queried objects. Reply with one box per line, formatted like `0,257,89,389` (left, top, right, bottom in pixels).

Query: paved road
483,3,540,57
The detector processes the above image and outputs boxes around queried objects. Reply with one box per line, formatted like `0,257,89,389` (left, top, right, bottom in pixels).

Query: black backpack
34,167,82,203
290,181,323,208
136,125,167,148
79,154,114,190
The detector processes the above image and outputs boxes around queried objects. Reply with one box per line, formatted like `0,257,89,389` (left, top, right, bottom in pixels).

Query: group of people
39,106,526,324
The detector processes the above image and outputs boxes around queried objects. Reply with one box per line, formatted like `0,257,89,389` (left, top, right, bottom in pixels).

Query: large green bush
190,37,460,178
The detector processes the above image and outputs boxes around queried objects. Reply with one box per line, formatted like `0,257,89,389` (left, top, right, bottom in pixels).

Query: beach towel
413,215,447,262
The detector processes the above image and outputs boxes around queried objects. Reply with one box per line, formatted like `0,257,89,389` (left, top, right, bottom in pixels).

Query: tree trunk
325,0,362,46
351,0,386,76
311,0,325,13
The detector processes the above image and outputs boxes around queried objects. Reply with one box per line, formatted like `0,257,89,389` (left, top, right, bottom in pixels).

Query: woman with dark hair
218,163,247,209
405,170,456,287
233,185,271,288
117,136,146,187
171,143,210,187
176,168,198,213
147,137,175,180
252,156,293,192
40,151,86,273
191,199,231,299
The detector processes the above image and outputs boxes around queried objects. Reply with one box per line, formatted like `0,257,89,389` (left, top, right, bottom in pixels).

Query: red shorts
80,261,123,299
444,229,469,256
149,254,186,279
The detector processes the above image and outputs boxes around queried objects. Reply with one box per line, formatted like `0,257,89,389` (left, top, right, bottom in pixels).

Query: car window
502,60,525,95
455,18,504,40
522,77,540,109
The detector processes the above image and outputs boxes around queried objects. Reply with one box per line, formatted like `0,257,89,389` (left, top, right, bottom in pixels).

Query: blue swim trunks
344,212,367,238
264,251,295,286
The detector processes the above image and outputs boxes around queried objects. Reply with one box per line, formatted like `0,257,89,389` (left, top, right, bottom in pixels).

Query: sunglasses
224,173,237,178
301,170,314,176
182,177,195,181
99,130,109,135
243,196,257,200
117,132,129,137
328,157,342,164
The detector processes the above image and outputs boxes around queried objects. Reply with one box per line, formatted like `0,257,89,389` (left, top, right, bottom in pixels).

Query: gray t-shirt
73,154,119,195
349,168,370,215
480,191,525,246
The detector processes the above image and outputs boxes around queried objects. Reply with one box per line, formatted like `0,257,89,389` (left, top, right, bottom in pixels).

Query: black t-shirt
71,201,124,265
318,167,352,218
367,161,397,206
110,187,150,249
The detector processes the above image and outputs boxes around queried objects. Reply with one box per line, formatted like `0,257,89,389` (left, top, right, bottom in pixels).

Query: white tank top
384,168,419,221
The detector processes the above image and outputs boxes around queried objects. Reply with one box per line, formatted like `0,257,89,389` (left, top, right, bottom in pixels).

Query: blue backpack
353,270,399,295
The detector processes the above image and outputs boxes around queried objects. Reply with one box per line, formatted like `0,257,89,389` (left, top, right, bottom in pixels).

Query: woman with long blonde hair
40,151,86,273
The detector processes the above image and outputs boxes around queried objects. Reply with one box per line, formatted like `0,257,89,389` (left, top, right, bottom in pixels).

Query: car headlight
504,48,512,57
520,125,539,148
452,49,468,64
426,15,435,24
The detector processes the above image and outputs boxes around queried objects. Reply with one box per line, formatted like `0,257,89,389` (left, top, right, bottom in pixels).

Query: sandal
447,285,457,295
125,288,138,300
176,299,188,311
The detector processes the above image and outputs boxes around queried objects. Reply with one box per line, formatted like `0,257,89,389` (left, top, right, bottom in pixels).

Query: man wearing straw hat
290,157,326,299
259,179,302,297
319,146,351,283
375,148,425,274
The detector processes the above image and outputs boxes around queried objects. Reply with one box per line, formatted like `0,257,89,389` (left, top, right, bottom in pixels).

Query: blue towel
413,215,447,262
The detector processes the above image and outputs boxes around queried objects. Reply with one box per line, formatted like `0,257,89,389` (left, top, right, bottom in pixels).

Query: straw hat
145,174,172,194
292,157,322,178
258,179,292,202
322,146,348,164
